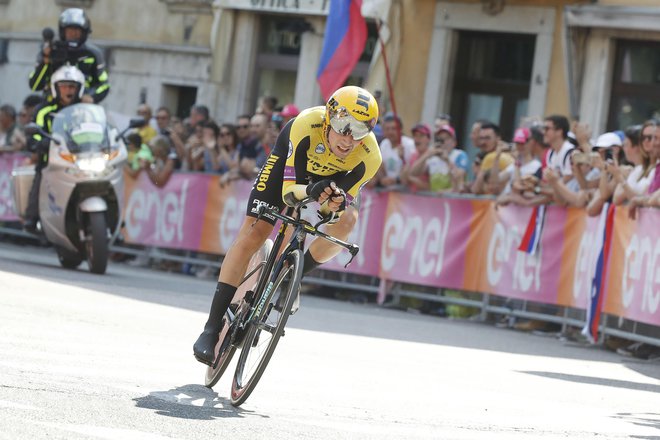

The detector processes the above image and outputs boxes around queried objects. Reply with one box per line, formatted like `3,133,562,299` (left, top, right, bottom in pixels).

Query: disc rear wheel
204,239,273,388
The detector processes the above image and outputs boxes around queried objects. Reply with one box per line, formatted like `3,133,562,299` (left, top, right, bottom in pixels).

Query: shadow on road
133,384,269,420
614,412,660,438
519,371,660,394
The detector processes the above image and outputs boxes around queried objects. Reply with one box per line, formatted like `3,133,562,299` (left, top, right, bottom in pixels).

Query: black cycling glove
306,179,335,201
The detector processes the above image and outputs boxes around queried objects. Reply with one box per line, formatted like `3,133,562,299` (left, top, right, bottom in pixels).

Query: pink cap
281,104,300,118
436,124,456,138
513,127,530,143
411,123,432,137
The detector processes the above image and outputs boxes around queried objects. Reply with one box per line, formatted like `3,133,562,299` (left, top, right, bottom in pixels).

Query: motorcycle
12,103,142,274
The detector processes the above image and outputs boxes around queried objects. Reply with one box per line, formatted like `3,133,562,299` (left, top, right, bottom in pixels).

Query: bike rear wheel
230,248,303,406
204,239,273,388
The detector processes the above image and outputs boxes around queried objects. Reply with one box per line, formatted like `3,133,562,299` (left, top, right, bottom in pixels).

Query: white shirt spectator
627,164,656,194
502,159,542,194
548,140,575,177
379,135,416,179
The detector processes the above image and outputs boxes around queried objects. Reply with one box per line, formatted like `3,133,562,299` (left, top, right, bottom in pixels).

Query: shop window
253,16,377,111
608,40,660,130
449,31,534,176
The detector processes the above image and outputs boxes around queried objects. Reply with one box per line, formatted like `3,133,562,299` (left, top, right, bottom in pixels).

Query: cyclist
29,8,109,104
193,86,381,366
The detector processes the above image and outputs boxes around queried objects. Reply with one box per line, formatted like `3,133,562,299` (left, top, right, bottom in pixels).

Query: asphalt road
0,241,658,440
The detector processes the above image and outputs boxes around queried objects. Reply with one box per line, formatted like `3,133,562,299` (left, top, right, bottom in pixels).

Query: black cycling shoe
193,330,219,366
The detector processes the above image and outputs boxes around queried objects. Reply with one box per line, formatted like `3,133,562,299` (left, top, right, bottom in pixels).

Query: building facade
0,0,659,155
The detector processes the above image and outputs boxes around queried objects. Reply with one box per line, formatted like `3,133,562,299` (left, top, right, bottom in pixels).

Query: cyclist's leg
193,217,274,365
194,134,287,365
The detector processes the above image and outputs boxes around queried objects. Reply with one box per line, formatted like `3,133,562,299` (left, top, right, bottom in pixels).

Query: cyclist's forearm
282,183,309,206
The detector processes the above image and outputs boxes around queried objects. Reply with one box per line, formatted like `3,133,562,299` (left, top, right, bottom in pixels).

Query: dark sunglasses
642,134,654,142
238,124,249,129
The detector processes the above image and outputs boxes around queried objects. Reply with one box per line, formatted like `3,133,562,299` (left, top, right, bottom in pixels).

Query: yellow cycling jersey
282,106,381,205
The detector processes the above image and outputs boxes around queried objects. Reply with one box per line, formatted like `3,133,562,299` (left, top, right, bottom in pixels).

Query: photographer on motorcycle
28,8,109,104
24,65,85,233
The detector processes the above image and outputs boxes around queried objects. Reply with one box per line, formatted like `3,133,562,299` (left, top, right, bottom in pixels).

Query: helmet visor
329,111,372,141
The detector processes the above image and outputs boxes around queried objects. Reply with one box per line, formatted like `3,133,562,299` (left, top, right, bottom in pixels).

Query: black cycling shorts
245,120,361,225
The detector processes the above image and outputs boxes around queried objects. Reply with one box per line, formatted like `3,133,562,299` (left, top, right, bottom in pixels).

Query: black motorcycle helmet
58,8,91,47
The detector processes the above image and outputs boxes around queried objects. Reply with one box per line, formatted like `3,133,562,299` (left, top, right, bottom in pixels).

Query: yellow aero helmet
325,86,379,140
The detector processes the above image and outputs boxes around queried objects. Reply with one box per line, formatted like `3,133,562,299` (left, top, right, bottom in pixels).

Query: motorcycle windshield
51,104,111,154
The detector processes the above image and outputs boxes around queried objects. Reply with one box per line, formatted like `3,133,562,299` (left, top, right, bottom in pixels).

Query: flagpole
376,19,400,141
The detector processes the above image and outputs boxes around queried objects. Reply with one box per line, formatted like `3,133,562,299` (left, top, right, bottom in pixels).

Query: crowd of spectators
369,112,659,216
121,95,299,189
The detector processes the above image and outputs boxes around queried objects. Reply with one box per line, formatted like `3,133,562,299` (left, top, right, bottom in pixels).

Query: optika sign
622,234,660,314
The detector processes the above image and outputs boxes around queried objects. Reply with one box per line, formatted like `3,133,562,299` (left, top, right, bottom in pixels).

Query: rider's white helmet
50,65,86,101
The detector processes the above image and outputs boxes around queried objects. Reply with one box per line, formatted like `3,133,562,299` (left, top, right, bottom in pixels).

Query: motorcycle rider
28,8,109,104
24,65,85,233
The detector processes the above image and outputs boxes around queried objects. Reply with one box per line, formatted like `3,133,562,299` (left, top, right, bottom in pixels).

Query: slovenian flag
317,0,367,100
582,203,615,343
518,205,546,255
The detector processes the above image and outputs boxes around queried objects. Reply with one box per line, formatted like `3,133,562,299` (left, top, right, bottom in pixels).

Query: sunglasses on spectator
156,115,169,120
238,124,249,129
642,134,654,142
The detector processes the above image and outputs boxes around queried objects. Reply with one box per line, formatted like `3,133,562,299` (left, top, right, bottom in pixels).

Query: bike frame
246,197,358,322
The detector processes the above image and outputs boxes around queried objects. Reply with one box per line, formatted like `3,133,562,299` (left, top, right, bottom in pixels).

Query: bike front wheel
230,249,303,406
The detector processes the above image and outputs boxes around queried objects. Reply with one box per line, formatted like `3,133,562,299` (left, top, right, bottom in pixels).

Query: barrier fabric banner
378,192,472,289
467,202,566,304
322,189,388,276
123,173,211,250
0,153,30,221
0,149,649,327
198,178,253,255
605,207,660,326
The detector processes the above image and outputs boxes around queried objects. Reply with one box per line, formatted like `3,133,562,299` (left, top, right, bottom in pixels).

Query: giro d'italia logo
315,143,325,154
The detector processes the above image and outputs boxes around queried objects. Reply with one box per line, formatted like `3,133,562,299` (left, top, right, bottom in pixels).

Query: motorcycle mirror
115,118,147,142
23,122,43,137
128,117,146,129
24,122,61,145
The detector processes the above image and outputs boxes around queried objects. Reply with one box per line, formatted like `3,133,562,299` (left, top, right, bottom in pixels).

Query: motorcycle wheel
86,212,108,275
56,246,83,269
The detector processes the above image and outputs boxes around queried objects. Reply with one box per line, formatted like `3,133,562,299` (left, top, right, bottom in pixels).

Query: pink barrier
1,153,658,327
0,153,30,221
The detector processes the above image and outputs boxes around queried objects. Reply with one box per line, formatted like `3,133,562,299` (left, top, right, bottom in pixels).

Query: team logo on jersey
255,154,280,191
315,143,326,154
287,140,293,159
